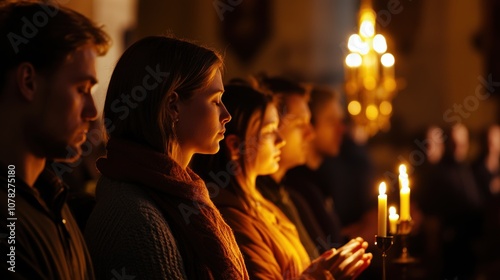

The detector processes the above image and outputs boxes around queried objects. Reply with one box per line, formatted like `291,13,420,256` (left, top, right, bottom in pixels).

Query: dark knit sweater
84,177,187,279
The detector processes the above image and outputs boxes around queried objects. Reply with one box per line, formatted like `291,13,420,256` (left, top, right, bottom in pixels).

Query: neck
0,139,45,187
271,166,288,183
235,171,260,198
306,147,324,170
171,146,192,170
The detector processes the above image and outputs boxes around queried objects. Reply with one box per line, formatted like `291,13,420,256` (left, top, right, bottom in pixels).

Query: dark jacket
0,166,94,280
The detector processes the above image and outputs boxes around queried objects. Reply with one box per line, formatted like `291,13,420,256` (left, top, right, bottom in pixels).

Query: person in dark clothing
318,125,376,228
472,124,500,278
284,85,345,245
433,123,484,279
0,2,110,279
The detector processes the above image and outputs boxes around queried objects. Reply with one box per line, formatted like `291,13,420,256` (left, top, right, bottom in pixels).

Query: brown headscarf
96,137,248,279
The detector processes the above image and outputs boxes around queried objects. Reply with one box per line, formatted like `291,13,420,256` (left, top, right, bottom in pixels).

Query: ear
224,134,241,160
166,91,180,120
16,63,38,102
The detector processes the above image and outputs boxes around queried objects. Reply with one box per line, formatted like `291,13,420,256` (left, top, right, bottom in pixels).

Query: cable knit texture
85,137,248,279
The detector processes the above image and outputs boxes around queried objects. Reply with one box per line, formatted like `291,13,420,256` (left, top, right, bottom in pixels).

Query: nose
275,131,286,149
220,102,232,124
83,94,98,121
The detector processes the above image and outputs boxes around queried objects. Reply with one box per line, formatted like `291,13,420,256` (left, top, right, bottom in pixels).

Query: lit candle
398,164,411,220
389,206,399,234
398,164,408,189
378,182,387,236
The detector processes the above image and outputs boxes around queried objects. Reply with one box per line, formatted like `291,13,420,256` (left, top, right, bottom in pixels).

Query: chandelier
344,0,398,137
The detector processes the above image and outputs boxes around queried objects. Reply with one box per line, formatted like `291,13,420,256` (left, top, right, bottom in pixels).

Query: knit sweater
84,176,187,279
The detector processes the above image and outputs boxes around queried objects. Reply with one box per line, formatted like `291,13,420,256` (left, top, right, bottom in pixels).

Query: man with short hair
0,2,110,278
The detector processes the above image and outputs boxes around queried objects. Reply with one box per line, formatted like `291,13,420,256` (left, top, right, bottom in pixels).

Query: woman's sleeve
220,209,284,280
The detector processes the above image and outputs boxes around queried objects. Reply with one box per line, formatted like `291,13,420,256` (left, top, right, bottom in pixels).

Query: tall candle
389,206,399,234
398,164,408,189
378,182,387,236
399,164,411,220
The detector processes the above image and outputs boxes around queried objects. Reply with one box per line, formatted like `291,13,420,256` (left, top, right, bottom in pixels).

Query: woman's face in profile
175,69,231,155
244,104,285,177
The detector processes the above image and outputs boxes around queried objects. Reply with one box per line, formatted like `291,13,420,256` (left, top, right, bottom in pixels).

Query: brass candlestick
375,235,394,280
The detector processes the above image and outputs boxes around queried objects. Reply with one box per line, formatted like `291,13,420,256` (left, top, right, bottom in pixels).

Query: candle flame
379,182,386,195
389,206,397,215
399,164,407,175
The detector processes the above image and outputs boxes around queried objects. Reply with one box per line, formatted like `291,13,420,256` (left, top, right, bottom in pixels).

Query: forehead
283,94,310,118
52,44,97,82
318,98,344,119
246,104,278,134
199,68,223,95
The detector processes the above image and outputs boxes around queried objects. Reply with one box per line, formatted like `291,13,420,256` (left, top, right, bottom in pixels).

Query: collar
1,163,68,217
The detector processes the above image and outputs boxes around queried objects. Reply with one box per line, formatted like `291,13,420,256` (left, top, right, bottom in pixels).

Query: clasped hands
301,237,372,280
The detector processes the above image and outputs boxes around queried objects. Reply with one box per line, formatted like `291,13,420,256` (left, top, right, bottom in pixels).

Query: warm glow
343,3,398,138
373,34,387,53
345,53,362,67
379,182,387,195
348,34,363,53
399,164,407,175
389,206,396,215
366,104,379,120
381,53,395,67
363,76,376,90
360,20,375,37
379,101,392,115
359,41,370,55
348,101,362,116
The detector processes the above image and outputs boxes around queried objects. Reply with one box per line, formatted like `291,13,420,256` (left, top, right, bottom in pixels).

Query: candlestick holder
375,235,393,280
393,219,417,264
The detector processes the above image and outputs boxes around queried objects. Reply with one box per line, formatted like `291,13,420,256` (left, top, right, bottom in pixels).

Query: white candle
389,206,399,234
378,182,387,236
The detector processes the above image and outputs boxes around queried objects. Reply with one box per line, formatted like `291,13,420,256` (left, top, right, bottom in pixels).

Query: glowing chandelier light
344,0,398,137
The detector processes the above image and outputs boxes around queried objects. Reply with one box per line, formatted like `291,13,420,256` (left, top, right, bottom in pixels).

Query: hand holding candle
389,206,399,234
378,182,387,236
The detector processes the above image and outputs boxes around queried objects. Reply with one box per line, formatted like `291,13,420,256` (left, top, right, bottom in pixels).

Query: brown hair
0,1,110,91
255,74,310,119
104,35,223,156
